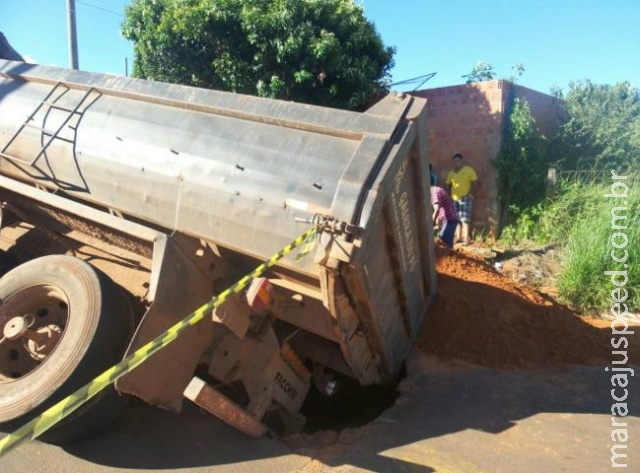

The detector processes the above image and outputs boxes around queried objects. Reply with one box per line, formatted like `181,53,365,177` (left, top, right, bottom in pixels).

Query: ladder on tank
0,82,99,166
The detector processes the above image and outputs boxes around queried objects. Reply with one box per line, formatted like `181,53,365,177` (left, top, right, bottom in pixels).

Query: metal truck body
0,59,436,437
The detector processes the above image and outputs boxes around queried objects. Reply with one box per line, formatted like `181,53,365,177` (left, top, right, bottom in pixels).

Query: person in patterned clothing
430,174,460,248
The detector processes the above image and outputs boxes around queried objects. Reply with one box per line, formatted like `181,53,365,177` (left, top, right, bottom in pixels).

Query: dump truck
0,58,436,441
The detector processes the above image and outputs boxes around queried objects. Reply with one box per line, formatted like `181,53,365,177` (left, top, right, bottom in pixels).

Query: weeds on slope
500,177,639,314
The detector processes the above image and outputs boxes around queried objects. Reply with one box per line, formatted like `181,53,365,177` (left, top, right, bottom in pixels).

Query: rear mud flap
116,235,214,411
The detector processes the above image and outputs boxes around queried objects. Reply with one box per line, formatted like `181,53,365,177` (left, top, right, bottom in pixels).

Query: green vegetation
462,61,525,84
122,0,395,110
559,182,639,314
497,80,640,314
500,178,639,314
462,61,496,83
550,80,640,171
494,97,548,225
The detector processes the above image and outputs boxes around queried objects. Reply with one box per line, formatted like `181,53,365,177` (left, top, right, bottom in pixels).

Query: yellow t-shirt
445,165,478,201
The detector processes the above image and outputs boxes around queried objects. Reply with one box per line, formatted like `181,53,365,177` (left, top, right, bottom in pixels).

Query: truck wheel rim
0,285,69,383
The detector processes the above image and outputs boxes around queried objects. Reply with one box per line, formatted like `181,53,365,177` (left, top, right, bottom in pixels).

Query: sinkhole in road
299,366,405,434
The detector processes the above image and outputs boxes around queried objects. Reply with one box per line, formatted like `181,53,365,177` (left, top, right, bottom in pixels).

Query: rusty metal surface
116,235,216,411
0,175,161,243
208,328,311,419
269,278,338,342
183,377,267,438
323,111,437,385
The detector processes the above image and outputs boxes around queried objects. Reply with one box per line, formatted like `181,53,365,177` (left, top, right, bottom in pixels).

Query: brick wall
510,83,567,137
413,80,562,236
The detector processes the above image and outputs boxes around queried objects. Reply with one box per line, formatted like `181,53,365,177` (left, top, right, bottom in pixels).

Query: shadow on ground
43,356,638,472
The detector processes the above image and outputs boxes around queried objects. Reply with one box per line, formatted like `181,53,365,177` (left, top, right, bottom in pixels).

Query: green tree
509,63,525,83
463,61,526,84
550,80,640,171
121,0,395,110
462,61,496,83
495,97,548,224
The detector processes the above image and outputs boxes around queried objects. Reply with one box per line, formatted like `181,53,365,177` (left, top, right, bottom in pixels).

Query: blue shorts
439,220,459,248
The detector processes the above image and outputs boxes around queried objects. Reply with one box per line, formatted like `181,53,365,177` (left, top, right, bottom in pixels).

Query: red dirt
416,247,639,367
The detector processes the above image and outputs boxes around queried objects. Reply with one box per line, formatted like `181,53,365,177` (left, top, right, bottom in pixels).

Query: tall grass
500,176,639,313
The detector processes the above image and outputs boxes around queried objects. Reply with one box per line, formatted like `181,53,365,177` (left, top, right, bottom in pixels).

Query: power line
76,0,123,17
390,72,437,92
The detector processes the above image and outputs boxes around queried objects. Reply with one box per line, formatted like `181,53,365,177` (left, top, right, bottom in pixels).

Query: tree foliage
509,63,525,83
121,0,395,110
495,96,548,224
462,61,496,83
550,80,640,171
462,61,526,84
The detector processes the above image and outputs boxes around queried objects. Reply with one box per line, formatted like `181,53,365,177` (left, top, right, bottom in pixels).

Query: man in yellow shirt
445,153,478,245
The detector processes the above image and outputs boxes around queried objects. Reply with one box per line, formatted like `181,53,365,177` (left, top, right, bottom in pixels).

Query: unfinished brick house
413,80,563,236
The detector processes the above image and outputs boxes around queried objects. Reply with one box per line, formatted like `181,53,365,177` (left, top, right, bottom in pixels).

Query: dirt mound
416,248,639,367
498,247,563,298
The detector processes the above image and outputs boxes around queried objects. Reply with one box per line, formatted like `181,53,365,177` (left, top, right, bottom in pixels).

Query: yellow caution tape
294,230,318,262
0,225,318,458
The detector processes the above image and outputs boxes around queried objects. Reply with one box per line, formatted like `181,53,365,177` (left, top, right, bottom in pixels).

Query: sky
2,0,639,95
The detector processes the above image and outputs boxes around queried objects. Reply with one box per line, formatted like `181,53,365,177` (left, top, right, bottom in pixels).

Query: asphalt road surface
1,353,638,472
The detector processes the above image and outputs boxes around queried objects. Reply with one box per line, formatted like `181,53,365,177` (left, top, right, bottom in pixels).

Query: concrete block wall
413,80,563,237
413,81,507,236
510,83,567,138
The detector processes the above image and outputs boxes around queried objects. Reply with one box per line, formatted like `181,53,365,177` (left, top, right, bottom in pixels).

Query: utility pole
67,0,79,69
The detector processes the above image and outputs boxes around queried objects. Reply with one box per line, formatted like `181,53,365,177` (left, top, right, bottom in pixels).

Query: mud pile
416,248,639,367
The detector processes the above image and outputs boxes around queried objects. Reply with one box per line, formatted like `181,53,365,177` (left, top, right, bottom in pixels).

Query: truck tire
0,255,135,443
0,250,18,277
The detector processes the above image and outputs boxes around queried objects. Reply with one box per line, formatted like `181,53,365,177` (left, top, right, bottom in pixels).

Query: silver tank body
1,61,410,275
0,60,436,384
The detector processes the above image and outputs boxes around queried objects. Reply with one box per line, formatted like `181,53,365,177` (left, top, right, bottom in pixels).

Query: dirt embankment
417,248,639,368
